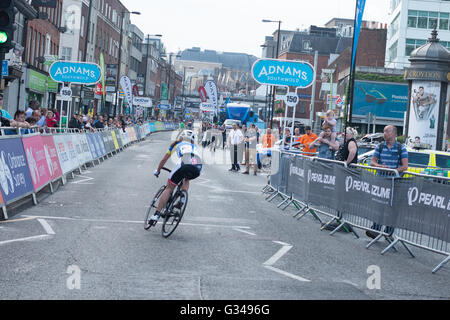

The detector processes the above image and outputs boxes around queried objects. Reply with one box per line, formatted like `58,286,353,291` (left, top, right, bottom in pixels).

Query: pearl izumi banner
273,153,450,244
394,178,450,243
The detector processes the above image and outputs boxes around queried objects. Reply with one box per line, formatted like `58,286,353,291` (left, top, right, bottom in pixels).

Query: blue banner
86,133,100,159
353,81,408,119
94,133,107,157
251,59,315,88
0,138,34,203
351,0,367,73
49,61,102,85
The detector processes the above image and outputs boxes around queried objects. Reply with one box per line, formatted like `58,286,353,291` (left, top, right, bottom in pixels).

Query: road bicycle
144,167,188,238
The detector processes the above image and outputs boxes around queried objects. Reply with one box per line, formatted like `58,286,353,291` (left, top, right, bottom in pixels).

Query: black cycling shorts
168,164,202,186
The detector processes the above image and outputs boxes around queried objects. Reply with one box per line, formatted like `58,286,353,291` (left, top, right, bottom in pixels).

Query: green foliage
397,135,406,144
355,72,406,83
275,107,284,114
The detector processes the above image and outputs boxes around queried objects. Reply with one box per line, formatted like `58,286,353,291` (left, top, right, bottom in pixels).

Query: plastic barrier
22,134,52,193
0,137,35,218
0,122,177,220
42,135,63,182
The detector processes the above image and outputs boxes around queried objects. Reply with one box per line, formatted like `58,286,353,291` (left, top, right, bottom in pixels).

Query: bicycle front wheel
162,190,188,238
144,185,166,230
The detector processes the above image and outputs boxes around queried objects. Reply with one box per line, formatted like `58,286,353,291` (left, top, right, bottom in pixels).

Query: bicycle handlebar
162,167,171,173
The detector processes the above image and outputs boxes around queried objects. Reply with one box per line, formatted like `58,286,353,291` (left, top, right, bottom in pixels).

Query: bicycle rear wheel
162,190,188,238
144,185,166,230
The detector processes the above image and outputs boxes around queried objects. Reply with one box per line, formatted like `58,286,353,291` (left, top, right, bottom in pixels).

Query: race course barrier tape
0,122,177,220
266,151,450,273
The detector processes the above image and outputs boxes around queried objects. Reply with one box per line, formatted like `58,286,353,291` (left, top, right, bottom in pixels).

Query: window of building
439,12,449,30
112,10,117,24
81,16,85,38
428,11,438,29
62,47,72,60
389,13,400,39
388,40,398,61
46,34,51,55
418,11,428,28
405,38,427,56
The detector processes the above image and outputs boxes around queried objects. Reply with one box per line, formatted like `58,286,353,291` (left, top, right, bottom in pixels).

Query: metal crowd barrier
381,170,450,273
262,150,450,273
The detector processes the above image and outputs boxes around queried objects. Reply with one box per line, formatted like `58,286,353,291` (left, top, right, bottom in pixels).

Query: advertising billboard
353,80,408,119
408,81,441,149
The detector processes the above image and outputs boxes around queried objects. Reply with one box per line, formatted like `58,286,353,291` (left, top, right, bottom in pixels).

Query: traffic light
0,0,15,52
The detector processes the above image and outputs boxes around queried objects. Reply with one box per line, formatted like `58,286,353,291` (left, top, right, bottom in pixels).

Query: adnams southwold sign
49,61,102,85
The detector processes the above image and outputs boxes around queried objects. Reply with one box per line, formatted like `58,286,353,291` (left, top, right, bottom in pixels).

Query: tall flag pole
345,0,366,135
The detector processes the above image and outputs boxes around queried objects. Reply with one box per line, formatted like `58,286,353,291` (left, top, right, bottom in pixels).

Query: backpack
377,141,404,167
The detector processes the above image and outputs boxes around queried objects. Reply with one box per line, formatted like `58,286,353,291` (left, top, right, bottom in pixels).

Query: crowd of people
0,95,157,136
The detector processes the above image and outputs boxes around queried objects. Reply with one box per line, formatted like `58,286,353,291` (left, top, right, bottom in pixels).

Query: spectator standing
367,125,408,239
227,123,244,171
68,113,82,129
242,124,258,175
341,127,359,165
310,125,339,159
295,126,318,156
94,116,105,129
262,128,275,149
25,100,40,119
36,108,47,127
45,110,58,128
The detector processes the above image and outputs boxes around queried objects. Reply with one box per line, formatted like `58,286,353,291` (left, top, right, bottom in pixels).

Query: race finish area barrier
262,150,450,273
0,122,177,220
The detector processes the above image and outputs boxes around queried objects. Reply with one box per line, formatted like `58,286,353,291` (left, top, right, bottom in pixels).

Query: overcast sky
121,0,390,57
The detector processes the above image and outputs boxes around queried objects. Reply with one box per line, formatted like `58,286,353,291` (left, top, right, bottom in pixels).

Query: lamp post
143,34,162,97
260,43,275,128
262,19,282,129
162,52,181,105
114,10,140,116
181,66,194,118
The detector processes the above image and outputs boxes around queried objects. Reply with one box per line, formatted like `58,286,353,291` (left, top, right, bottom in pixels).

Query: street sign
49,61,102,85
60,86,72,101
158,104,171,110
133,97,152,108
251,59,315,89
1,60,8,77
284,92,299,107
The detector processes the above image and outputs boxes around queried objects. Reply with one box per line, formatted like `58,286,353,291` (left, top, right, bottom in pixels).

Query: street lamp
143,34,162,97
114,10,141,116
181,66,194,117
262,19,282,129
161,52,181,105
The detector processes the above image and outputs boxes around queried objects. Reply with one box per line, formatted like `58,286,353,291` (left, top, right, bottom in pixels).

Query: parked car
357,147,450,177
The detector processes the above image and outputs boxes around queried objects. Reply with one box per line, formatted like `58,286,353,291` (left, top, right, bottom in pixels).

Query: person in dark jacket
94,115,105,129
68,113,82,129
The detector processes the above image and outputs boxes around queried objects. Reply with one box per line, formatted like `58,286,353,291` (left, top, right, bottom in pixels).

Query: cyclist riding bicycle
150,131,202,223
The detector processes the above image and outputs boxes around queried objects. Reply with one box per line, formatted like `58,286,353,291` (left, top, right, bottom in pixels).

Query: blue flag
351,0,366,74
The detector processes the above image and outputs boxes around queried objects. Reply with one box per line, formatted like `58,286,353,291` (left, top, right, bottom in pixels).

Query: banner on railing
53,135,79,174
274,152,450,242
41,135,63,182
394,178,450,243
22,135,52,191
0,138,35,203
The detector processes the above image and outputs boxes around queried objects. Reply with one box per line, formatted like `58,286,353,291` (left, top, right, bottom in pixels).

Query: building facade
385,0,450,69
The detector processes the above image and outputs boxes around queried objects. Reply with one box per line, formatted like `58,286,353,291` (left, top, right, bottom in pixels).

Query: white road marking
0,235,51,246
233,227,257,236
37,219,55,235
264,265,310,282
71,173,94,185
264,242,293,266
263,241,311,282
22,215,251,229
